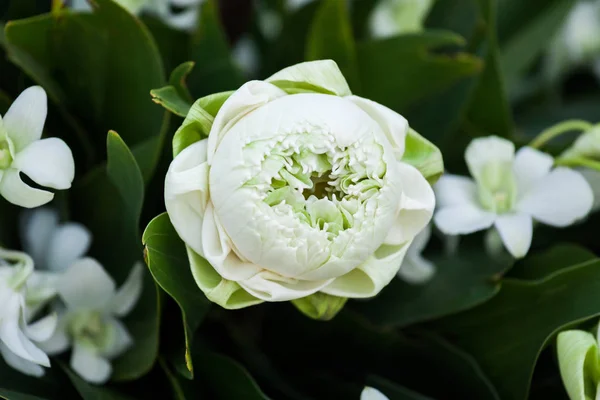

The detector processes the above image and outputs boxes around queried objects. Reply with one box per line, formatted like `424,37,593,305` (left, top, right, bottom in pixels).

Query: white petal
101,318,132,359
0,169,53,208
46,223,91,272
517,167,594,226
321,241,412,298
347,95,408,159
434,174,479,207
58,258,116,310
0,296,50,366
23,313,57,342
361,386,389,400
266,60,351,96
397,254,436,284
465,136,515,182
3,86,47,152
201,204,261,281
19,208,59,269
384,162,435,245
25,271,60,310
71,341,112,384
0,343,45,377
38,314,70,356
494,213,533,258
206,81,287,163
108,262,143,317
577,168,600,211
434,205,496,235
238,271,332,302
410,224,431,254
164,139,209,256
232,35,260,76
162,8,198,31
513,147,554,195
13,138,75,190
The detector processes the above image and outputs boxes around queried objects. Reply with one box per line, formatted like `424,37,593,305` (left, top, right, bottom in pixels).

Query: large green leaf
142,213,211,378
436,259,600,400
352,248,513,327
306,0,360,90
187,0,244,97
355,31,482,113
63,366,134,400
4,0,167,179
508,244,596,281
71,132,159,381
0,358,78,400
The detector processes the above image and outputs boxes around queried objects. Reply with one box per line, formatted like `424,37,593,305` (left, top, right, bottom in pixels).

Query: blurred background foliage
0,0,599,399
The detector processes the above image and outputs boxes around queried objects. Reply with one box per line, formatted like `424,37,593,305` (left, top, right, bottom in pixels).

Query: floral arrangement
0,0,599,399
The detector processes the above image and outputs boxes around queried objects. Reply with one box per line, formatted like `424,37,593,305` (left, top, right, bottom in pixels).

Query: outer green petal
402,128,444,185
172,91,234,157
291,292,347,321
186,246,263,310
266,60,352,96
557,330,600,400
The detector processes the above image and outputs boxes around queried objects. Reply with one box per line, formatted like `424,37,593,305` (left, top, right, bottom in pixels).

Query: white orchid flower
39,258,143,384
20,208,91,273
369,0,434,38
70,0,203,31
396,224,435,284
434,136,593,258
0,248,57,377
0,86,74,208
163,60,440,310
361,386,389,400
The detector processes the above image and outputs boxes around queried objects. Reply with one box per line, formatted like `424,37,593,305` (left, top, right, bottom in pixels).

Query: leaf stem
529,120,593,149
555,157,600,171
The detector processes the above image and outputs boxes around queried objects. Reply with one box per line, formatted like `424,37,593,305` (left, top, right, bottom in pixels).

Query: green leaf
356,31,482,113
0,358,77,400
498,0,576,85
436,259,600,400
72,132,159,381
187,0,244,97
4,0,167,180
508,244,596,281
292,292,347,321
142,213,211,378
402,128,444,184
352,247,513,327
150,61,196,117
464,0,514,139
556,330,599,400
306,0,360,90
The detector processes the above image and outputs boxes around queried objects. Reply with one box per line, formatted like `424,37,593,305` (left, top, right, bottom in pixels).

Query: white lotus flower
434,136,593,258
39,258,143,384
0,248,57,377
361,386,389,400
20,208,91,272
70,0,203,31
0,86,74,208
396,224,435,284
163,60,440,310
369,0,434,38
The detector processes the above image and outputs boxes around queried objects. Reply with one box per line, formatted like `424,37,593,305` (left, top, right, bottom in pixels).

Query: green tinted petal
292,292,347,321
186,246,263,310
557,330,600,400
172,91,234,157
266,60,351,96
401,128,444,184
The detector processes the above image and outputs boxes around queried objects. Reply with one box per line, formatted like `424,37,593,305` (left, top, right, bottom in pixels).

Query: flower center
0,140,12,169
245,133,387,238
69,310,113,350
476,162,517,214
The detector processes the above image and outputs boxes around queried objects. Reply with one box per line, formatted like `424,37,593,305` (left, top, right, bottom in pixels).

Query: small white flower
361,386,389,400
39,258,143,384
434,136,593,258
0,86,74,208
20,208,91,272
397,224,435,284
232,35,261,77
0,248,57,377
